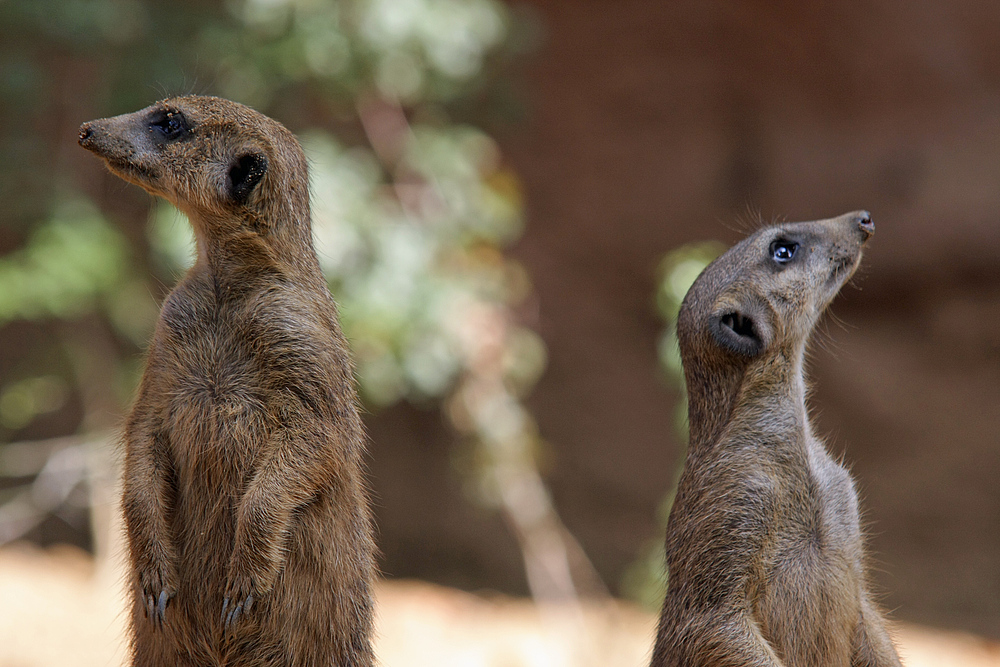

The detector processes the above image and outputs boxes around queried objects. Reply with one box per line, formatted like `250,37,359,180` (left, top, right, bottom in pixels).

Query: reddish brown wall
366,0,1000,635
483,0,1000,637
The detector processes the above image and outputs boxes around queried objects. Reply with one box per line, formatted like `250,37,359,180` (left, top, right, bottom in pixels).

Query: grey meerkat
79,96,376,667
651,212,901,667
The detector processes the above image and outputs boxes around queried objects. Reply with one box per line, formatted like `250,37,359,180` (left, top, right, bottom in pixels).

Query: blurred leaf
0,376,70,431
0,0,548,574
0,199,130,324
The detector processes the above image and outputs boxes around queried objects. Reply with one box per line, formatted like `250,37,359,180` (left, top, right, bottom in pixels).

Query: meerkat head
678,211,874,366
79,96,308,241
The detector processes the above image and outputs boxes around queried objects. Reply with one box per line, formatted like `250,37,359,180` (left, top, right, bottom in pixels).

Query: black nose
78,123,93,146
856,210,874,238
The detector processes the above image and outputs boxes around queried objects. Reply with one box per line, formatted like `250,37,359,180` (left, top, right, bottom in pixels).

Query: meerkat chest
807,444,863,548
152,288,273,483
756,446,866,664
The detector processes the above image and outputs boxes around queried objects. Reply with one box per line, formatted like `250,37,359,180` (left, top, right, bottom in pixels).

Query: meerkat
650,212,901,667
79,96,376,666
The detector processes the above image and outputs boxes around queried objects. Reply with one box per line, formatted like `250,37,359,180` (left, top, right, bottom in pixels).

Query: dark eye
770,240,799,264
150,111,188,140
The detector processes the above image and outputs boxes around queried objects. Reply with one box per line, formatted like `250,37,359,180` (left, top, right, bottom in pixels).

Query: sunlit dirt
0,544,996,667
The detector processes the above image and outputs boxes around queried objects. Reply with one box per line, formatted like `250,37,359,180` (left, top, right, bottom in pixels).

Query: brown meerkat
651,212,901,667
79,96,376,666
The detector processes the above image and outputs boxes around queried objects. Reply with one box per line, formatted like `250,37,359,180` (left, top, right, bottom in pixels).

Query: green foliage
655,242,727,434
209,0,516,106
0,199,131,325
0,0,551,562
0,376,70,431
0,0,529,432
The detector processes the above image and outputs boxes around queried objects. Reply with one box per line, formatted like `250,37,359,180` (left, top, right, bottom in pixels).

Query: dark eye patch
149,109,190,142
769,239,799,264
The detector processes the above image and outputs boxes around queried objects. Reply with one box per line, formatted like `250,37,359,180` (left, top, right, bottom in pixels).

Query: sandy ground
0,543,997,667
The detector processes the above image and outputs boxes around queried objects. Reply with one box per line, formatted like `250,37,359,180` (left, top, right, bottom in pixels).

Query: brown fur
651,212,901,667
79,96,376,666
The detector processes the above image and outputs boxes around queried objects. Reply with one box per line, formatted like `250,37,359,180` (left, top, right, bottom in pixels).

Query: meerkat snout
857,210,875,238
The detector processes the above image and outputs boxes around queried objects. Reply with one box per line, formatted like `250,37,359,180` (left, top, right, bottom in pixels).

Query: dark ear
711,300,773,357
228,152,268,204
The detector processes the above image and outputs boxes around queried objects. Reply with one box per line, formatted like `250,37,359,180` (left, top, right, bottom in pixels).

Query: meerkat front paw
222,554,277,630
221,570,263,631
221,590,255,629
138,568,176,628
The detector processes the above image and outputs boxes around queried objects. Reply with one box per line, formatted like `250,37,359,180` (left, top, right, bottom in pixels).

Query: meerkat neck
188,207,325,292
686,344,809,452
685,361,746,449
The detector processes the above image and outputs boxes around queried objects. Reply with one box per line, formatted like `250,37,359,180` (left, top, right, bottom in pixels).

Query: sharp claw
222,593,254,630
157,590,169,622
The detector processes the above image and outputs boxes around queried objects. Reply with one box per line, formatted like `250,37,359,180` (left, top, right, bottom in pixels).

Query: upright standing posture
651,212,901,667
80,96,376,666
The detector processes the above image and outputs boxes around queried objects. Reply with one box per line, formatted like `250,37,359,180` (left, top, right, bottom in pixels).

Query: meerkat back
651,212,901,667
80,96,376,667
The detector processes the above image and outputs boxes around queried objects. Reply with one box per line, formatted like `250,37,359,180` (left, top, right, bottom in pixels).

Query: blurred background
1,0,999,660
